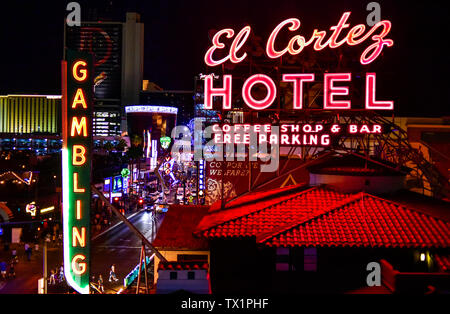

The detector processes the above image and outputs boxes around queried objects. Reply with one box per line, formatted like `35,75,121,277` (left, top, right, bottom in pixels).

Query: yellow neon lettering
73,61,87,82
70,117,88,137
72,145,86,166
72,227,86,247
71,89,88,109
73,173,85,193
71,254,87,275
76,200,82,219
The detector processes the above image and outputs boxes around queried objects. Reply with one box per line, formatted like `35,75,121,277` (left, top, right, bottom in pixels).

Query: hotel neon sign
203,11,394,112
61,50,93,294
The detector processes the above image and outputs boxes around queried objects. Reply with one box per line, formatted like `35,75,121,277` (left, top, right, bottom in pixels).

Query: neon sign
205,12,393,67
204,12,394,112
160,136,172,150
212,123,383,147
204,72,393,110
61,50,93,294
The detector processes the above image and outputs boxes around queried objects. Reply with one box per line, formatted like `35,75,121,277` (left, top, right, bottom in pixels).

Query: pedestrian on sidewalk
11,248,18,264
58,265,65,283
24,243,31,261
8,262,15,279
98,275,104,293
49,270,56,285
108,264,118,282
0,261,7,279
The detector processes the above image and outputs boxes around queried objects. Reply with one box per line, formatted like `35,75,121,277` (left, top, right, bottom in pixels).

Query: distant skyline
0,0,449,116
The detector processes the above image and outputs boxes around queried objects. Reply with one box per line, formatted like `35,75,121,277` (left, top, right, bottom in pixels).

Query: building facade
64,12,144,137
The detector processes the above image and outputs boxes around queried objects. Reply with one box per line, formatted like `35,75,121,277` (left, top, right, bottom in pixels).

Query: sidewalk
0,242,64,294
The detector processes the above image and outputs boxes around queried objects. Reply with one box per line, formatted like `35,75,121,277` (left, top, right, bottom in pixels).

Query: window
188,272,195,280
304,248,317,272
275,248,290,272
170,272,177,280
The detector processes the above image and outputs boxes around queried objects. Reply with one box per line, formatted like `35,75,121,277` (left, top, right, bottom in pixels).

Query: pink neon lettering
204,75,232,109
324,73,351,109
282,74,315,109
242,74,277,110
365,73,394,109
204,26,251,67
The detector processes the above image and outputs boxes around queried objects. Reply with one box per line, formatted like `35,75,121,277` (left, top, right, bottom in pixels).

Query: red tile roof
262,194,450,248
195,185,351,239
434,255,450,272
195,185,450,249
153,205,210,250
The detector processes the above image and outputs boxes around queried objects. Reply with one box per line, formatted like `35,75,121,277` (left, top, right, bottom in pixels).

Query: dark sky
0,0,448,116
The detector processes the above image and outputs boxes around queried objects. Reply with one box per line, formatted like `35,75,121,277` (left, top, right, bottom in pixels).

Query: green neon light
121,168,130,178
62,50,93,294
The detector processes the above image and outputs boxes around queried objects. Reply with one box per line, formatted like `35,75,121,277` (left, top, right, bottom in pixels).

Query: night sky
0,0,448,116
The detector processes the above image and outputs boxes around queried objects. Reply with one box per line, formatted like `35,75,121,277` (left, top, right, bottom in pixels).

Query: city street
0,209,164,294
91,209,164,293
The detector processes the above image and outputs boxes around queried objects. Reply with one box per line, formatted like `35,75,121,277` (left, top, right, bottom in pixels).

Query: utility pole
43,241,47,294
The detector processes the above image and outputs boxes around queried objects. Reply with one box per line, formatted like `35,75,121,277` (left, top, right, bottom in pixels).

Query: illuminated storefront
125,105,178,150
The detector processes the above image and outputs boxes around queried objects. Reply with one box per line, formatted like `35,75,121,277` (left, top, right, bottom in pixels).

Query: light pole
43,240,47,294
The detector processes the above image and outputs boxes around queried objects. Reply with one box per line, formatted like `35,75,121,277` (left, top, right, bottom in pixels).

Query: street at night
0,0,449,312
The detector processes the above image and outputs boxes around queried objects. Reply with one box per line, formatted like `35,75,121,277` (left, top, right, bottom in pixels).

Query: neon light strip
40,206,55,214
6,94,61,99
125,106,178,115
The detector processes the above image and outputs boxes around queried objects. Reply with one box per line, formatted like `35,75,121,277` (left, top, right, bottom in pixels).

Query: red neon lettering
204,75,232,109
205,29,235,66
266,12,393,64
266,18,301,58
229,26,251,63
204,26,251,67
242,74,277,110
365,73,394,110
283,74,314,109
324,73,351,109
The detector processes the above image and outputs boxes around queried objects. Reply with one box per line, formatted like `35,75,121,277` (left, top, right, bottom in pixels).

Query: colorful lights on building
0,95,61,134
160,136,172,150
125,105,178,115
61,50,93,294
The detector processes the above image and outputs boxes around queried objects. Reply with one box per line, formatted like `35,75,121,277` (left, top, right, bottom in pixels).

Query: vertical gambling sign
61,50,93,294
